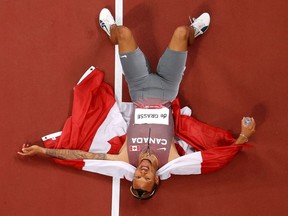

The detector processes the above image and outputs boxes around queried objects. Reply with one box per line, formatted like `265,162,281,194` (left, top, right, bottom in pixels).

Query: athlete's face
132,159,159,192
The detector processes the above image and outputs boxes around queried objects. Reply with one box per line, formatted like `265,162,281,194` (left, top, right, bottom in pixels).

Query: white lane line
114,0,123,103
111,177,121,216
112,0,123,216
114,45,122,103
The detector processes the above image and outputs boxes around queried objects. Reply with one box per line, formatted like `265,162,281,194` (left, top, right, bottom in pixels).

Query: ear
155,175,160,185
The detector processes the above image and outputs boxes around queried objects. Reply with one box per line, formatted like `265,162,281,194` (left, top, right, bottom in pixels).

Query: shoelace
189,16,204,34
189,16,195,25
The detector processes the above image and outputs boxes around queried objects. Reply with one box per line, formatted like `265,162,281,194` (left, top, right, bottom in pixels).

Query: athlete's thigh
156,48,187,84
120,47,151,83
156,48,187,100
119,48,152,101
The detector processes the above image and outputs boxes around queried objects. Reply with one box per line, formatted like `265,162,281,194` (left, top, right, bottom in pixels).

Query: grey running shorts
119,47,187,102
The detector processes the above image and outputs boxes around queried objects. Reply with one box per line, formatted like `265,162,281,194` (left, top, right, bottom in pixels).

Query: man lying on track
18,8,256,200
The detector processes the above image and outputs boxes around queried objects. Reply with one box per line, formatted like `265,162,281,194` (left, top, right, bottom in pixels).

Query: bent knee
173,26,190,40
116,26,133,41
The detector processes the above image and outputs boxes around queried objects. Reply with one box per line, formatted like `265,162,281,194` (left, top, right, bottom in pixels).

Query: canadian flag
129,145,140,152
42,67,244,180
42,67,127,170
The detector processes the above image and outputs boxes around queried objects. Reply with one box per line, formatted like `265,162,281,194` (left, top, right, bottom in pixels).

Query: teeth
141,166,149,171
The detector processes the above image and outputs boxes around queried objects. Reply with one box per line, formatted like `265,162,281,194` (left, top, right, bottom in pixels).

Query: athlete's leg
167,12,211,51
168,26,195,51
99,8,138,53
110,25,138,53
156,13,211,101
99,8,152,101
155,27,191,101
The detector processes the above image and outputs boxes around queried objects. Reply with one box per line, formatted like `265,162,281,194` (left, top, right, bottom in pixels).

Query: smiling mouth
139,159,152,170
141,166,149,171
141,158,152,164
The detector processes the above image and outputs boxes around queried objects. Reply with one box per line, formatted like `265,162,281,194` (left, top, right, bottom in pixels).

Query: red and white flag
42,67,244,180
129,145,140,152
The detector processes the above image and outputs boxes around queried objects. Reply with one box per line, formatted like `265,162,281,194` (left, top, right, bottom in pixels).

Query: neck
138,152,159,170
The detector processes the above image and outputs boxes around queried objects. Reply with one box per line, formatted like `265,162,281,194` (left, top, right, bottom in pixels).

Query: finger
22,145,32,150
19,151,32,156
22,144,29,150
22,147,31,153
251,120,256,128
241,118,246,126
17,151,26,156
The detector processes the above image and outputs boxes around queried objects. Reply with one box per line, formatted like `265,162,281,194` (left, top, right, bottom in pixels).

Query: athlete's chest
126,98,175,167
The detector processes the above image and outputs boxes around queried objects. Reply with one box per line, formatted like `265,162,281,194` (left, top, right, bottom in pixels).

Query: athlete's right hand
18,144,45,156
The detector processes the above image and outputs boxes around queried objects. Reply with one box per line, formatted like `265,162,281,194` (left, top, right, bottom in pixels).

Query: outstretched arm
234,117,256,145
18,144,115,160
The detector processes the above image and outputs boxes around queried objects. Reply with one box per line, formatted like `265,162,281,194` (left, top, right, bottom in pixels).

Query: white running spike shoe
190,13,211,38
99,8,115,37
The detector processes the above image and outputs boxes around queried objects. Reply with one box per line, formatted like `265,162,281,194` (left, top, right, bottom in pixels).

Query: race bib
134,107,169,125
